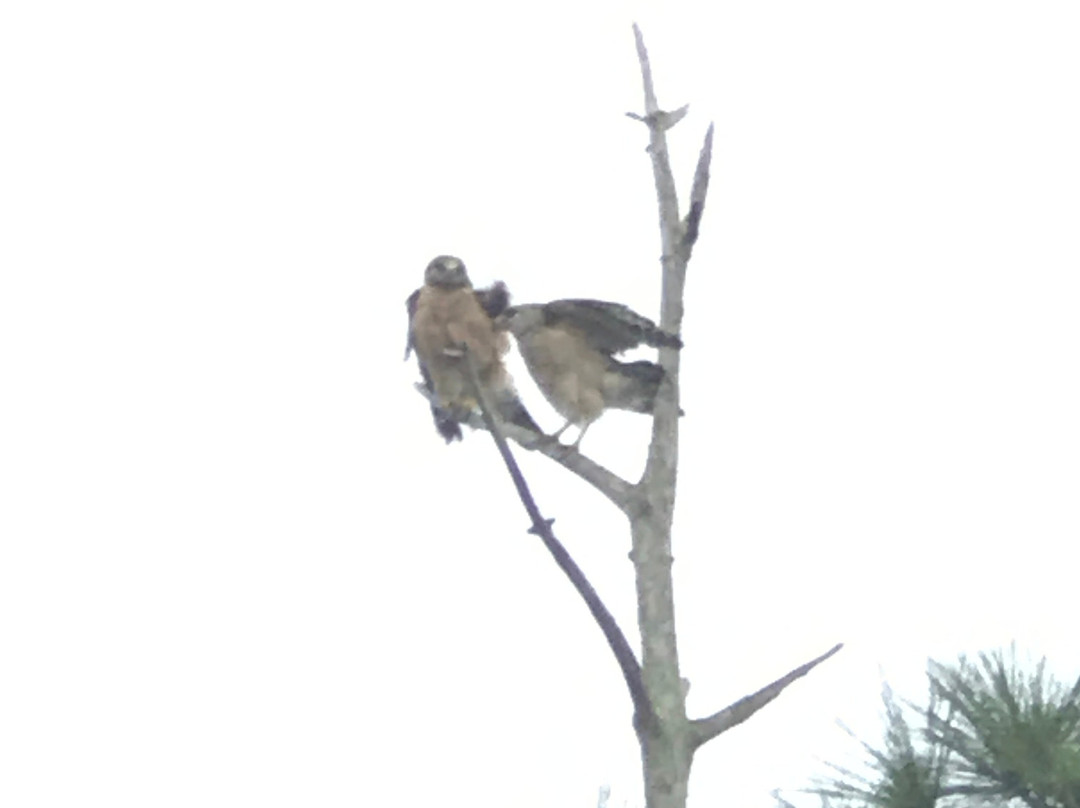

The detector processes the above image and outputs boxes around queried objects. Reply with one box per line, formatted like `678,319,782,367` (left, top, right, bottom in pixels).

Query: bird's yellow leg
570,422,590,450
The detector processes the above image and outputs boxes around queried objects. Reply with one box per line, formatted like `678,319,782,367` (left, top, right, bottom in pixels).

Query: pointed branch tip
682,121,716,251
631,23,658,115
690,642,844,749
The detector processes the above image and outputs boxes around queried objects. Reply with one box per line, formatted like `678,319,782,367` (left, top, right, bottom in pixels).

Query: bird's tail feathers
607,359,665,414
416,362,464,443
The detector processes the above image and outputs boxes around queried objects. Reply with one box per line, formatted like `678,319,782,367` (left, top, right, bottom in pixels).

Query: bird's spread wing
537,299,682,355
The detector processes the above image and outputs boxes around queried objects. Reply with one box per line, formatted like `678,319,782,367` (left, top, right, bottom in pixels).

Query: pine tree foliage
794,648,1080,808
925,648,1080,808
813,682,955,808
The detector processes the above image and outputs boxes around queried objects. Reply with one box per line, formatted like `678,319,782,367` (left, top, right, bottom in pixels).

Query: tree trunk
633,505,693,808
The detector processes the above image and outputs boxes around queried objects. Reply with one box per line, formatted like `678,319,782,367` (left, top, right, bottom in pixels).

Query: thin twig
461,351,657,737
689,643,845,749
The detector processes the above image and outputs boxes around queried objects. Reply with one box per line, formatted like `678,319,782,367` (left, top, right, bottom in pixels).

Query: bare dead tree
435,23,844,808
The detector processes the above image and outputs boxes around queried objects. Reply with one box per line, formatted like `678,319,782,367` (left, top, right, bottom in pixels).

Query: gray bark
626,20,699,808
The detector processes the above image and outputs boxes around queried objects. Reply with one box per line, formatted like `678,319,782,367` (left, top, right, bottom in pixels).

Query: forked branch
461,353,657,736
629,24,716,490
413,383,635,511
689,643,845,749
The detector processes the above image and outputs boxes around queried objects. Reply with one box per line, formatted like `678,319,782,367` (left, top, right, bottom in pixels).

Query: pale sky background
2,1,1078,807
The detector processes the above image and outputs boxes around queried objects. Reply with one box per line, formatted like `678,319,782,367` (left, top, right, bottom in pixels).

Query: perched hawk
501,299,682,448
405,255,540,442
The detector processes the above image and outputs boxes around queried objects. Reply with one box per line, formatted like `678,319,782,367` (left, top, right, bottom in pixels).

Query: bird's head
498,305,544,336
424,255,471,289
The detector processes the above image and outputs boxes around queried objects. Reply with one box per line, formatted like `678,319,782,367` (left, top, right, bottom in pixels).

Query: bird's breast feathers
412,285,507,365
516,324,610,423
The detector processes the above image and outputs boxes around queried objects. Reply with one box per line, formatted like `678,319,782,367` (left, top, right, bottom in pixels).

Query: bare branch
682,123,714,253
629,25,715,348
630,30,715,498
412,383,636,511
462,351,657,737
632,22,659,116
631,23,682,268
689,643,844,749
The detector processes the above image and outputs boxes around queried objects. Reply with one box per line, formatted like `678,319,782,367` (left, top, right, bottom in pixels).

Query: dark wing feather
404,288,463,441
416,361,464,442
427,385,464,442
541,299,682,355
474,281,510,320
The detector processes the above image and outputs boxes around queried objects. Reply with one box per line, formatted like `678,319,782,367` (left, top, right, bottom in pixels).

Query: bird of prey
405,255,541,442
500,299,682,448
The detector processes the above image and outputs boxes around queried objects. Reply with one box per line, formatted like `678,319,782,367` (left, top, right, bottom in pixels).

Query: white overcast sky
2,1,1078,807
